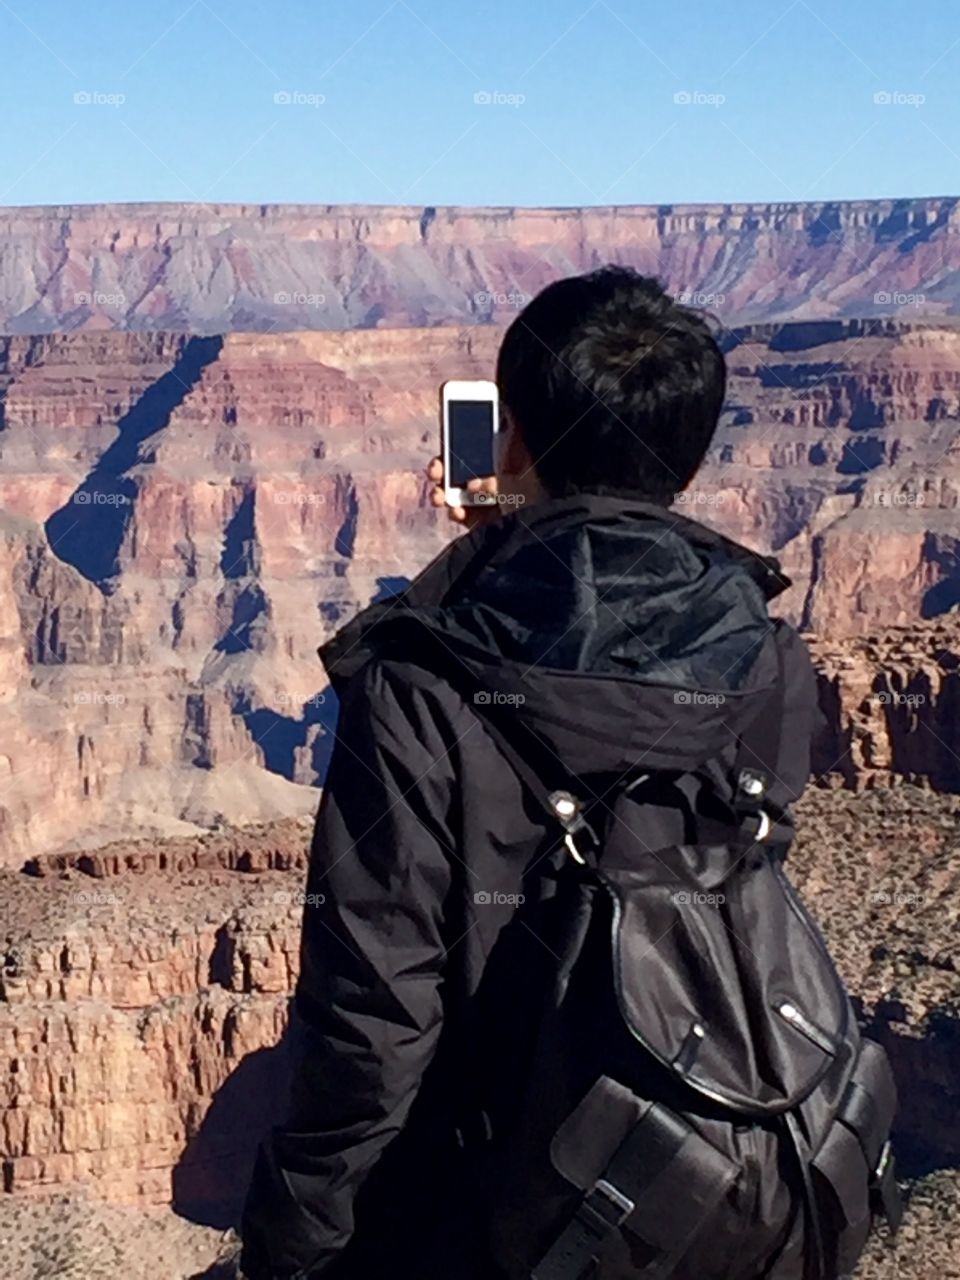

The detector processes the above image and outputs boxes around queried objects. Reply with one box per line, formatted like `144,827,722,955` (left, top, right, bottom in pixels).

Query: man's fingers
428,479,468,523
427,458,498,527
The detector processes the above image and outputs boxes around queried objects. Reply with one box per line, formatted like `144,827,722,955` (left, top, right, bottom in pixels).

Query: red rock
2,200,960,332
1,320,960,860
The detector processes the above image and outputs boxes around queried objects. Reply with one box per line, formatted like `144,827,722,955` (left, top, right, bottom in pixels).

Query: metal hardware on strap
732,767,775,847
739,769,766,796
736,767,768,808
583,1179,636,1232
872,1140,904,1233
548,790,597,866
532,1177,635,1280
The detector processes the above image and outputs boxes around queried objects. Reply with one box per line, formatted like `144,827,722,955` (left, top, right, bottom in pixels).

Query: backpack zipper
775,1000,835,1056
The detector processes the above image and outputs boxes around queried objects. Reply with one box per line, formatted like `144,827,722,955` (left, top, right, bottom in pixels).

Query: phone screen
447,400,496,486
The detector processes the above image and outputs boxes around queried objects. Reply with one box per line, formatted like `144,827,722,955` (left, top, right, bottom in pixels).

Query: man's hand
427,456,502,530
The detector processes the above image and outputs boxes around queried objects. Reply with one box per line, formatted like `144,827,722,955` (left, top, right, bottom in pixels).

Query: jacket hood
322,495,791,777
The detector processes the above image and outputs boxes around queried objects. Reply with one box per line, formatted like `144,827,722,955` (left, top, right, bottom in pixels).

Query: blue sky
1,0,958,208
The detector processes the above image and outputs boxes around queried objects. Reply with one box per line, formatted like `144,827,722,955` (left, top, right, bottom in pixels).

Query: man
241,268,821,1278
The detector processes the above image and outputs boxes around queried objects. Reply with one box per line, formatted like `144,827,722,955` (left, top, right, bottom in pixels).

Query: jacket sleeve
241,660,459,1278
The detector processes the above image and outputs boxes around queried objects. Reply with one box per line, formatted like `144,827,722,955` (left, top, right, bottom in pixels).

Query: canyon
0,319,959,861
2,200,960,1275
2,777,959,1278
1,197,960,334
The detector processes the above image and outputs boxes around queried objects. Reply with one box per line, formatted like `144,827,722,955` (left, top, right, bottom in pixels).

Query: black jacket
241,495,820,1280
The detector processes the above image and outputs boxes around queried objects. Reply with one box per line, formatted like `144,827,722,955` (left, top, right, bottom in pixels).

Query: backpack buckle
548,790,596,866
736,768,768,808
582,1177,635,1230
735,769,772,843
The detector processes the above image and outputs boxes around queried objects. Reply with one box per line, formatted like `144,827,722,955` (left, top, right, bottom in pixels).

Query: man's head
495,267,726,506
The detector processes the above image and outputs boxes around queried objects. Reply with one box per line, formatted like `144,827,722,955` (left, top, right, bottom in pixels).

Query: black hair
496,267,725,503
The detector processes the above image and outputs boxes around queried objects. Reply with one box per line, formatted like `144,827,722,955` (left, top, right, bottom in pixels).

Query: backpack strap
466,704,601,866
534,1103,739,1280
406,629,602,866
783,1111,827,1280
728,624,790,847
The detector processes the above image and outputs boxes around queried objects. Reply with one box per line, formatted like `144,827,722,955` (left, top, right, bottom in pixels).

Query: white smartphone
440,379,500,507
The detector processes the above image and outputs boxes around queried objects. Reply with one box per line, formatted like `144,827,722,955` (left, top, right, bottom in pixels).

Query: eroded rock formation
2,199,960,334
809,621,960,792
0,822,309,1215
1,784,957,1277
3,199,960,1275
1,321,960,859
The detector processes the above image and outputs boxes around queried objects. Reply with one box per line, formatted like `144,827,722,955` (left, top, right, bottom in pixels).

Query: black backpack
441,636,904,1280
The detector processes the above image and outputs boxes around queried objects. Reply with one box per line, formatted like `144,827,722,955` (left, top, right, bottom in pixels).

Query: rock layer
2,198,960,334
1,786,958,1263
0,824,310,1215
1,321,960,858
809,621,960,793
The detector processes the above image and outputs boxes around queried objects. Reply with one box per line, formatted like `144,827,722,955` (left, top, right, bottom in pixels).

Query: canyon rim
1,198,959,1278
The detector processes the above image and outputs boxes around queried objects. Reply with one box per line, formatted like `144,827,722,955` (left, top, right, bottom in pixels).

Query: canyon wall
0,825,306,1218
2,195,959,1272
2,769,958,1231
810,620,960,793
2,633,957,1263
1,197,960,334
1,321,959,860
0,278,958,1266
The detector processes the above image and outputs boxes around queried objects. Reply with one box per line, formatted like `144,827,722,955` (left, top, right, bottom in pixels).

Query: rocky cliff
0,824,305,1215
2,198,960,334
809,621,960,793
1,781,958,1278
1,320,959,860
3,197,960,1275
